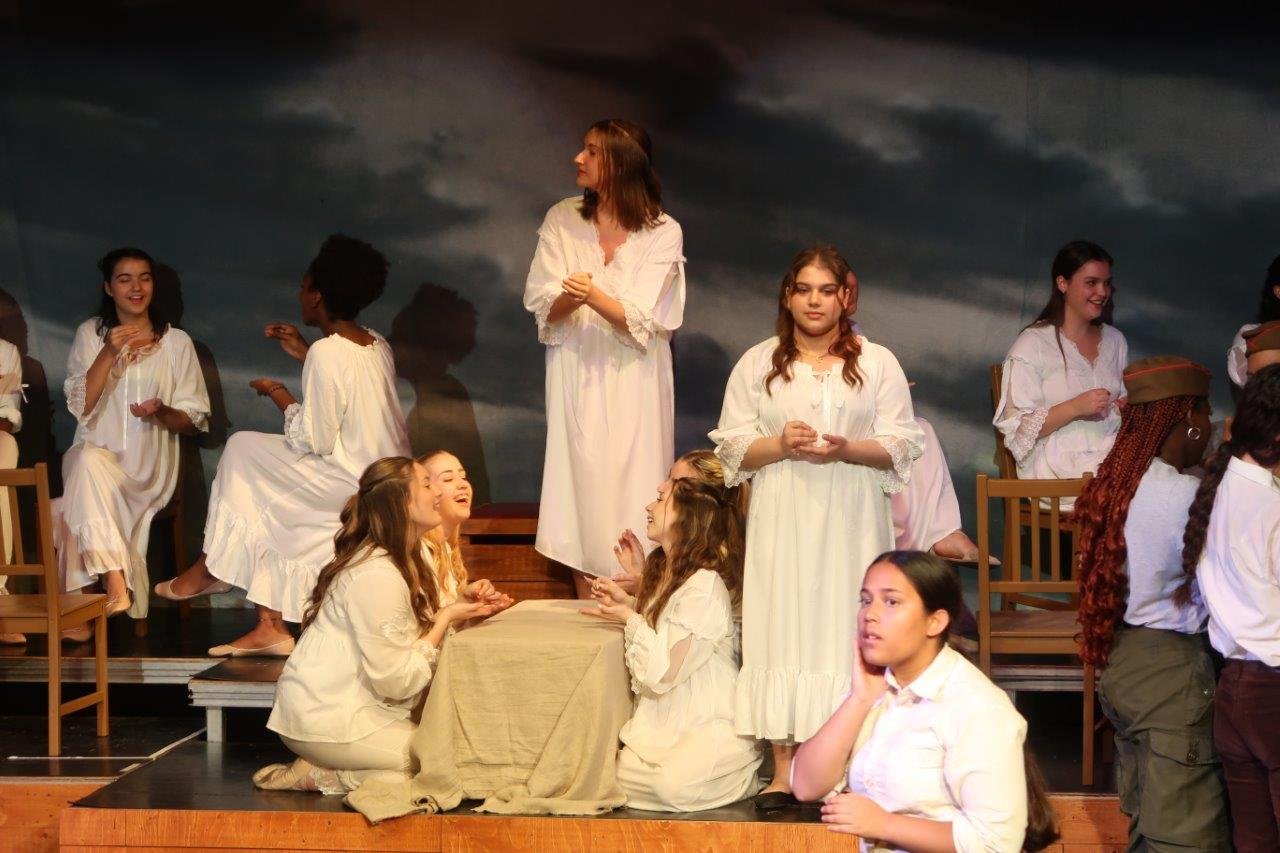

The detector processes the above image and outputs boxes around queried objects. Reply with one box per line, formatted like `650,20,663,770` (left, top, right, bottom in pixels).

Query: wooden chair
0,463,109,755
975,472,1096,785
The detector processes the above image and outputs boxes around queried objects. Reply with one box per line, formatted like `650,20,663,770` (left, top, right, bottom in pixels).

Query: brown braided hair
1177,364,1280,605
1074,395,1196,666
764,246,862,395
634,478,745,627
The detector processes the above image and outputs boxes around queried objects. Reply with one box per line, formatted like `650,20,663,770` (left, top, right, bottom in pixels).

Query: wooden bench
460,503,575,602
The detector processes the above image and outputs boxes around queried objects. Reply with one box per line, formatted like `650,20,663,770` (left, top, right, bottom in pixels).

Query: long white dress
891,417,962,552
0,339,21,592
523,197,685,577
56,320,211,617
711,338,924,743
994,323,1127,490
204,331,410,622
617,569,761,811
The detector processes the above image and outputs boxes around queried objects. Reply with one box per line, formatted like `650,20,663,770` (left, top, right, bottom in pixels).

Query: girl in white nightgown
158,235,409,656
57,248,210,635
710,246,922,803
523,119,685,598
585,476,760,811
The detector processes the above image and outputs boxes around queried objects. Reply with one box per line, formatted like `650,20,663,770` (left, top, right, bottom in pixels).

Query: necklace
797,346,833,360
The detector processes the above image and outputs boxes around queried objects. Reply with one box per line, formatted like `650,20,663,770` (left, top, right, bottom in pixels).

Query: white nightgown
711,337,923,743
0,339,21,593
56,320,211,617
523,197,685,577
994,323,1127,490
891,417,963,552
204,331,410,622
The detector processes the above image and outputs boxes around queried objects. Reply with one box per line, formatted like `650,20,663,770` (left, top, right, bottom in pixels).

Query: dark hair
765,245,862,394
1075,395,1198,665
1178,364,1280,604
870,549,1059,851
304,234,389,321
578,119,663,233
1257,254,1280,324
94,247,171,338
1028,241,1115,367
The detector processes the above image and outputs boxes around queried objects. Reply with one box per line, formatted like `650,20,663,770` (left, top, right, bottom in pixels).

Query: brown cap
1244,321,1280,356
1123,356,1211,405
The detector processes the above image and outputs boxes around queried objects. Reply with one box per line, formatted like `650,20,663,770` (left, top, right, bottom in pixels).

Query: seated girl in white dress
792,551,1059,852
253,456,502,794
157,235,410,656
584,477,761,812
57,247,210,637
994,241,1127,502
0,336,24,645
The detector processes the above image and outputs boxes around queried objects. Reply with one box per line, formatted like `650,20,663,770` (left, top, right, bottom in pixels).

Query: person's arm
81,325,145,416
523,209,577,344
0,346,23,433
587,221,686,350
710,347,791,486
280,346,342,457
621,580,730,695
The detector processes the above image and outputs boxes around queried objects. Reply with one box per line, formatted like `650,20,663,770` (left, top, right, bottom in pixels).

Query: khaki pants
281,718,414,794
0,432,17,592
1098,625,1232,852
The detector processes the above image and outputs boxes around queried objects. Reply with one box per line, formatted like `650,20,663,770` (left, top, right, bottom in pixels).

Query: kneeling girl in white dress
254,456,501,794
158,235,410,656
57,247,210,633
585,477,761,812
792,551,1059,852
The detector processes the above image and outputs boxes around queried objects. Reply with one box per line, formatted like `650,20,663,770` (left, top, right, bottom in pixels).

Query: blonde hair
417,450,470,596
675,449,750,518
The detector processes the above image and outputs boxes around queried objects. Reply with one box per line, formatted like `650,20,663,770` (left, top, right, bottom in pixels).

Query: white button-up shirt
846,645,1028,853
1198,456,1280,665
1123,458,1209,633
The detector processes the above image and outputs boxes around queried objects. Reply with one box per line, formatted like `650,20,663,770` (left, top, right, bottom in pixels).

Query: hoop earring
1186,426,1203,441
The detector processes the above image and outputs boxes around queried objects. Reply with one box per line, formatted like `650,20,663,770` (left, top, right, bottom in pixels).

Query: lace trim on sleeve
612,298,652,352
872,434,921,496
533,291,571,347
623,612,656,695
1007,407,1048,464
283,402,308,453
411,636,440,668
65,373,88,424
716,434,756,488
182,409,209,434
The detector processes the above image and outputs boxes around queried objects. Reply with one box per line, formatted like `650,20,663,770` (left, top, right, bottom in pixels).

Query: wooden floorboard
0,779,103,853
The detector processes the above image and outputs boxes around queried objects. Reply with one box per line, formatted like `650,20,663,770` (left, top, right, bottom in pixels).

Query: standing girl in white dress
57,247,210,635
523,119,685,598
1225,255,1280,390
585,477,760,811
157,236,410,656
994,241,1128,492
792,551,1059,852
710,246,923,802
254,457,500,795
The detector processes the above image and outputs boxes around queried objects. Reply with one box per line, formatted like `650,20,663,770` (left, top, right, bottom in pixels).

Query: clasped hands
781,420,850,464
561,272,594,306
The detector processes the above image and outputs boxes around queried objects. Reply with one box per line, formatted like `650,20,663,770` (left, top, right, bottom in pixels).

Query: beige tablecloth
347,599,631,822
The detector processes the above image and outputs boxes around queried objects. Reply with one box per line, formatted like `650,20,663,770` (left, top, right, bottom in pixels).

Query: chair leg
95,612,109,737
134,617,148,638
1082,663,1096,787
48,626,61,757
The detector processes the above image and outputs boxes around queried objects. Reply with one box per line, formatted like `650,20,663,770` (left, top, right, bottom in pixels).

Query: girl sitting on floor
791,551,1058,852
254,456,500,794
584,476,761,812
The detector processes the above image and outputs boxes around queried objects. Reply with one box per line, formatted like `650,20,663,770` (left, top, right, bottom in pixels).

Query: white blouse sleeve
167,333,211,433
1228,325,1252,388
63,322,106,427
284,344,345,457
622,576,732,696
994,336,1050,465
943,704,1029,853
866,345,924,495
522,209,572,347
0,344,22,431
612,220,686,351
346,569,438,703
709,348,766,488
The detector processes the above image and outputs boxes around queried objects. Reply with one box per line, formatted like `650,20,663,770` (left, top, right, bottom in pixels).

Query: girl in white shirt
584,476,760,811
254,456,499,794
792,551,1058,853
1178,365,1280,853
58,247,211,635
523,119,685,598
995,241,1127,492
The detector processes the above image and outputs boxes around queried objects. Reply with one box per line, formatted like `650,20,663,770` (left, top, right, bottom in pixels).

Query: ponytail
1023,748,1060,851
1175,445,1233,607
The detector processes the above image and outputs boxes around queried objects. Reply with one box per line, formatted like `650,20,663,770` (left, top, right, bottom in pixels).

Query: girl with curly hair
1074,356,1229,851
1179,364,1280,853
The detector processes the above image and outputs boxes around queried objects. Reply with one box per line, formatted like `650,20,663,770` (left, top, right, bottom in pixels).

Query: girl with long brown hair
584,477,760,811
523,119,685,599
254,457,498,794
1074,357,1230,851
710,246,923,804
994,241,1127,502
1178,364,1280,852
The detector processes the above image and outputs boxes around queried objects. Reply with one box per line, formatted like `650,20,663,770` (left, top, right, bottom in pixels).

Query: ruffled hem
202,499,327,623
872,434,921,496
716,434,756,488
613,299,652,352
733,666,852,743
1007,407,1048,464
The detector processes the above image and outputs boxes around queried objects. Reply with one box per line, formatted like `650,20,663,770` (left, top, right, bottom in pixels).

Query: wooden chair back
988,362,1018,478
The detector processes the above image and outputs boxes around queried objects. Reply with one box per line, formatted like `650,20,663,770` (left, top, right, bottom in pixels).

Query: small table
406,599,632,815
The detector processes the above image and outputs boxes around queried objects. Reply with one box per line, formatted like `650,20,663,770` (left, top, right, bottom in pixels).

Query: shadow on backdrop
673,331,733,456
390,282,491,505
